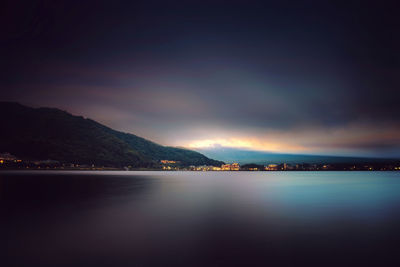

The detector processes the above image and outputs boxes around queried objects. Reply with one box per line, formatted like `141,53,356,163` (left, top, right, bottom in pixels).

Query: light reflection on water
1,171,400,266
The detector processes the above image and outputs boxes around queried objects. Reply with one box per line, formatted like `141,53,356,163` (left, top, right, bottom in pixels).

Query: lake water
2,171,400,267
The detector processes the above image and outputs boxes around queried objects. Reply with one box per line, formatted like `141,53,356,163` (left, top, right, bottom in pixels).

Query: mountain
0,102,223,167
196,146,397,165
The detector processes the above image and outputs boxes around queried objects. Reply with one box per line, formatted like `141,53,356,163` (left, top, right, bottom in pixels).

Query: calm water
2,171,400,267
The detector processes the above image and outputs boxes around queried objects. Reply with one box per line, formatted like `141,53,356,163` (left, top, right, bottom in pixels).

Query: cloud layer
1,0,400,157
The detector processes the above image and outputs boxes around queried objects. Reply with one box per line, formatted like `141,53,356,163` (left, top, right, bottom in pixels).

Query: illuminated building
322,165,330,170
161,160,177,164
283,163,288,170
221,163,240,171
231,163,240,170
221,164,231,171
265,164,278,171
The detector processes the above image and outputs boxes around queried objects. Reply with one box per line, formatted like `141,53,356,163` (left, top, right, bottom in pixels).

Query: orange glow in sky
186,138,307,153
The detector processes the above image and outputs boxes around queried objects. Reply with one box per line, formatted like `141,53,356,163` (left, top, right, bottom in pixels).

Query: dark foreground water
2,171,400,267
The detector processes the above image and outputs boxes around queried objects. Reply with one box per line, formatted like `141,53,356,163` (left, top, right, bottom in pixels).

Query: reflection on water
1,171,400,266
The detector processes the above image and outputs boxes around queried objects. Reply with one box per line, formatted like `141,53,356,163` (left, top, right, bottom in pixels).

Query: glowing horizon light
186,138,307,153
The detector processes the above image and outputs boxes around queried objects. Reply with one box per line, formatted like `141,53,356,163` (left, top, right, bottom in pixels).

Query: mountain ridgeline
0,102,223,167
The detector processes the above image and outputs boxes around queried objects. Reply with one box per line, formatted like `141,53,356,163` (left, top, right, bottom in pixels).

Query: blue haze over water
2,171,400,266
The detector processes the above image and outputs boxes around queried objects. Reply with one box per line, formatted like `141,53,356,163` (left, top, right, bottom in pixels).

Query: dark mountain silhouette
0,102,223,167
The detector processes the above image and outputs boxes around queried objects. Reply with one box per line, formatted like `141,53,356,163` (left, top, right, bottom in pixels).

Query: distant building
221,164,231,171
322,164,331,170
221,163,240,171
195,165,213,171
283,163,288,170
160,160,177,164
231,163,240,170
265,164,278,171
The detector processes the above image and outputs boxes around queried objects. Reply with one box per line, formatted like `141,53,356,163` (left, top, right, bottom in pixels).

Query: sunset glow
187,138,307,153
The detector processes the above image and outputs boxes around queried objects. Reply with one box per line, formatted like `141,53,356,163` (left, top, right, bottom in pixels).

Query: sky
1,0,400,157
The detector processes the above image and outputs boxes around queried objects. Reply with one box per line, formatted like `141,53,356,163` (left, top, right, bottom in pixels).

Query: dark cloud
1,0,400,156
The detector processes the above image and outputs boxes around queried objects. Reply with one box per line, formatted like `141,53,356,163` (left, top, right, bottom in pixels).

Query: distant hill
0,102,223,167
196,146,398,165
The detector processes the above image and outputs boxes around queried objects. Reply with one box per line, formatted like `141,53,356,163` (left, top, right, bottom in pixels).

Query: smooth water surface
2,171,400,266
